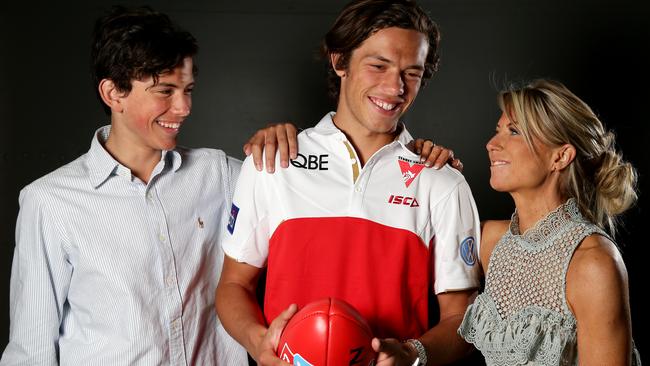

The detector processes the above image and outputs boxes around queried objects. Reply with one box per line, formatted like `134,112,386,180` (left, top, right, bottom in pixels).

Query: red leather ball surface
277,298,375,366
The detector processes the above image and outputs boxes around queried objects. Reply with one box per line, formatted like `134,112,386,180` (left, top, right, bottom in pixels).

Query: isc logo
387,195,419,207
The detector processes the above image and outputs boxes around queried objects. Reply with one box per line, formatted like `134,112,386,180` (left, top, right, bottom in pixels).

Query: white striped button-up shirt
1,126,248,365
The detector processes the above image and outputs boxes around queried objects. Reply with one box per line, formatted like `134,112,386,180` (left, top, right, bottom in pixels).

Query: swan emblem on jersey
397,157,425,188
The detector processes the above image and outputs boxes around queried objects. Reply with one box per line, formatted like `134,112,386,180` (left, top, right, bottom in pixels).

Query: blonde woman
459,79,641,365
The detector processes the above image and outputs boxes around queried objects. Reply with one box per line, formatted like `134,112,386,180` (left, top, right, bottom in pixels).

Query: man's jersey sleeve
221,156,270,268
430,180,481,294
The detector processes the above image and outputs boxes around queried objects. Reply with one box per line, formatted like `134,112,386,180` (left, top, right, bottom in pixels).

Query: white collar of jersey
314,112,414,147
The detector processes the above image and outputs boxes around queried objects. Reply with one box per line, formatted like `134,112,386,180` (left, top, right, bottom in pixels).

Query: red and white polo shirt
223,112,481,339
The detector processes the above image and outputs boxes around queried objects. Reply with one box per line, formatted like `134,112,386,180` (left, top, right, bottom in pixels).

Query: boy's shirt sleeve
2,186,72,365
221,155,271,268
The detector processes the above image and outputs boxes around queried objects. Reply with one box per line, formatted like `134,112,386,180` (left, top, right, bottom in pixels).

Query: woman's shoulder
480,220,510,270
569,234,626,281
566,234,629,312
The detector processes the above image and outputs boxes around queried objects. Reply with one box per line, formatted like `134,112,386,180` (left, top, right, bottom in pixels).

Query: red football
277,298,375,366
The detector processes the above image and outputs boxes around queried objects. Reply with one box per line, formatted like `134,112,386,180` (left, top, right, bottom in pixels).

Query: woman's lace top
458,199,641,365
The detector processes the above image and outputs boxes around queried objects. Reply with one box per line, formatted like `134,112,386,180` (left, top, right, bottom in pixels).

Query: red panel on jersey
265,216,431,339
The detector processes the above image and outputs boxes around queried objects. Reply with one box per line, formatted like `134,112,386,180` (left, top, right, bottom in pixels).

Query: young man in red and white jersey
216,1,481,365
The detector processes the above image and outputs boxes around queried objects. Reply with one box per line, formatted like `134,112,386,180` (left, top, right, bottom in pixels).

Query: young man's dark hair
91,6,198,114
321,0,440,102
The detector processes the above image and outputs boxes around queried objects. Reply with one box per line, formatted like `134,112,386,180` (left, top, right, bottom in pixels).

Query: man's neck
104,129,161,184
331,113,399,167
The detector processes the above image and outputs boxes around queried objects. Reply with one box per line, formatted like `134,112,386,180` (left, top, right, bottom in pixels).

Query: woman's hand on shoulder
567,234,633,365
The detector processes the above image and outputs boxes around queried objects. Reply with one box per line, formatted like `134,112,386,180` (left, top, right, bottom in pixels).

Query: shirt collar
314,112,414,146
86,125,182,189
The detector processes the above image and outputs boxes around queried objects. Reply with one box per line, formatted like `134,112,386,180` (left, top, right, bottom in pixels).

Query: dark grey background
1,0,648,363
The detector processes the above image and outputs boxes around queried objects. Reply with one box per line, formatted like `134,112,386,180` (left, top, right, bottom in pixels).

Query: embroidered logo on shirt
227,204,239,234
397,157,425,188
460,236,476,266
198,217,204,229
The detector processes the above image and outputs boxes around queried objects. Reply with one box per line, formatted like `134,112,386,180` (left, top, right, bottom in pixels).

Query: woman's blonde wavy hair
498,79,638,236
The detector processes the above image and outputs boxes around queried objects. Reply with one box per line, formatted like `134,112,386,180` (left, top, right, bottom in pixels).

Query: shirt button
355,186,362,193
166,276,175,286
159,234,166,242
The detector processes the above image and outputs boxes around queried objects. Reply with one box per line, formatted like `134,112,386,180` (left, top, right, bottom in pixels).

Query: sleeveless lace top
458,199,641,365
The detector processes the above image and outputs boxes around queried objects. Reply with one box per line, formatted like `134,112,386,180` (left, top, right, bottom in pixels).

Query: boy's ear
98,79,125,113
330,53,346,77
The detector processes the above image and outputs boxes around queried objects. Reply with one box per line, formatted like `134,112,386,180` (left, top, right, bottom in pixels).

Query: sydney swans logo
398,157,425,188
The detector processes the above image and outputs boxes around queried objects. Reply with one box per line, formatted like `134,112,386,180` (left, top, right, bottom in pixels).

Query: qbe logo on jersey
279,343,313,366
